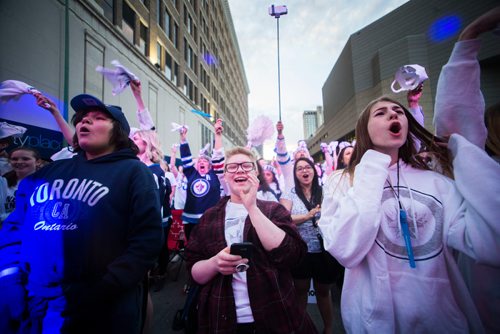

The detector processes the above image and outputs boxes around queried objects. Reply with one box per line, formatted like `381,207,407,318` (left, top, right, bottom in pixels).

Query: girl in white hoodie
319,96,499,333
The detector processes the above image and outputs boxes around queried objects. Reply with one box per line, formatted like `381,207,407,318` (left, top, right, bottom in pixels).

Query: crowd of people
0,6,499,334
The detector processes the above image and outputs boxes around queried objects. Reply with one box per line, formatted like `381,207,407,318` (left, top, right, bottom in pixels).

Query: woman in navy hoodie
0,94,162,334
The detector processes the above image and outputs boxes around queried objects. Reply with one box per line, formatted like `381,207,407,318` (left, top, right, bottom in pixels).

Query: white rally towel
0,121,27,140
171,122,189,133
199,143,211,157
246,115,274,147
96,60,139,96
0,80,41,104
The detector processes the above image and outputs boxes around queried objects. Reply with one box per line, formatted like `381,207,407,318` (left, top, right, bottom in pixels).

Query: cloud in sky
228,0,409,158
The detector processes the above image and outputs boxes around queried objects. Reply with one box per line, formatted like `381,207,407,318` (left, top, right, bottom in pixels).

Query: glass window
139,23,148,55
187,15,192,35
165,9,172,38
93,0,113,22
174,62,179,86
184,38,188,62
165,51,172,80
173,23,179,48
122,2,135,45
157,0,161,24
156,42,162,68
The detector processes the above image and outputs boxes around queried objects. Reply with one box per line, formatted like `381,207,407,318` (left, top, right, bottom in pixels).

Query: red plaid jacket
186,196,318,333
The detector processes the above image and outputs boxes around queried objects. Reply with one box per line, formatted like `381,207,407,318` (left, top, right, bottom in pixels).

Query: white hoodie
434,38,500,333
319,136,499,333
434,39,487,149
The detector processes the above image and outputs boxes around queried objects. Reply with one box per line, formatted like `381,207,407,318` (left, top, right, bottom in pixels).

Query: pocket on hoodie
390,271,467,332
361,273,391,325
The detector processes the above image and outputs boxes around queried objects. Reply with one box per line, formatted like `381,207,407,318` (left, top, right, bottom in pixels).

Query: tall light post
268,5,287,121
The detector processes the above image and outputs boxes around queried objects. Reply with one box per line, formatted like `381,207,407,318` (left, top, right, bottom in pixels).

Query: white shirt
224,201,254,323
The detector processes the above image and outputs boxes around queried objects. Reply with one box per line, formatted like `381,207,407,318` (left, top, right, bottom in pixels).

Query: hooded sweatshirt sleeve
319,150,391,268
211,147,228,195
137,107,155,131
446,134,500,266
433,39,487,148
180,141,195,178
274,137,294,194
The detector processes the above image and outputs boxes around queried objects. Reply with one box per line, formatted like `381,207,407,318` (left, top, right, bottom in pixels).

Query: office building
303,106,323,139
0,0,249,158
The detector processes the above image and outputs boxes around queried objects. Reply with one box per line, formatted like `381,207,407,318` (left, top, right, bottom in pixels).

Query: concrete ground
148,255,345,333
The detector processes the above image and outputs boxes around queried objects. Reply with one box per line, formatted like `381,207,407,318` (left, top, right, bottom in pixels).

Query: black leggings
156,220,172,276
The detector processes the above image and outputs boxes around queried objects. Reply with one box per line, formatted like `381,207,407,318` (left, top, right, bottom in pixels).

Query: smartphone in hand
230,242,254,260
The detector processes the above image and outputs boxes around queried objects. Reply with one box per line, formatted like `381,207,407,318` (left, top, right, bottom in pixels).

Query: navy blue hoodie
1,148,162,308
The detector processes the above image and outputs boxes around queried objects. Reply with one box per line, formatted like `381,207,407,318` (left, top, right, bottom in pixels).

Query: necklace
386,160,416,269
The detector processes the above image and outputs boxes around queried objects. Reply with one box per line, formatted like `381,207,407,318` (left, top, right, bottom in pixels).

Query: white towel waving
171,122,189,132
246,115,274,147
96,60,139,96
0,80,40,103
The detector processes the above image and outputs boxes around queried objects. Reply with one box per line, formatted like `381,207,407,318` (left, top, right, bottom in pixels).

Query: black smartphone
230,242,254,260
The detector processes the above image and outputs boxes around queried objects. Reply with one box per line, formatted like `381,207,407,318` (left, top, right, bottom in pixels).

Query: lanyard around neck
385,160,416,269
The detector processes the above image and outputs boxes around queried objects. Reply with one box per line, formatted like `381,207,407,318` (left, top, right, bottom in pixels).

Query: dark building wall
310,0,500,156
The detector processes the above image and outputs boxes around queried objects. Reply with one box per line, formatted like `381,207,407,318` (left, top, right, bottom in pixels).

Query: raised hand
171,144,178,155
459,6,500,40
214,118,224,136
130,79,142,97
179,126,188,142
407,84,423,108
276,121,284,137
33,92,57,114
238,173,259,210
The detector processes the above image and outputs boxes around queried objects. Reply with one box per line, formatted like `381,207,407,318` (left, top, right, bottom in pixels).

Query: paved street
148,256,345,333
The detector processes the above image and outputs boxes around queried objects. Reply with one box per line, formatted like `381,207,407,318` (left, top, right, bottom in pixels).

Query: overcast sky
227,0,409,158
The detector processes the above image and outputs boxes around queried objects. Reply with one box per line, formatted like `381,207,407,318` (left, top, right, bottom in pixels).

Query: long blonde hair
134,130,169,172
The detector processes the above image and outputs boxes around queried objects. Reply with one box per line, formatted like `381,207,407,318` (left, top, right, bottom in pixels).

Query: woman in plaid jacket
186,147,317,334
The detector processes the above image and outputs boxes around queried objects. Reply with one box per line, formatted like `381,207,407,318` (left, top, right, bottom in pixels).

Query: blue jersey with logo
180,142,221,224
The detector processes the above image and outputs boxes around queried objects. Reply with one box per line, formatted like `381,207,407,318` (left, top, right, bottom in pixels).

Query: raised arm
169,144,179,177
213,118,223,151
130,80,155,131
33,92,75,146
320,143,334,176
407,84,424,127
274,121,294,193
433,7,500,148
319,150,391,268
212,119,227,194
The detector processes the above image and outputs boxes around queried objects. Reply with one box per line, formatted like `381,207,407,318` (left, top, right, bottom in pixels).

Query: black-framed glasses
296,165,313,173
225,162,255,173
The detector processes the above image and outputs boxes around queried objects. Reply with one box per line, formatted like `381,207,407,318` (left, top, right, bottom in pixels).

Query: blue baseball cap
70,94,130,134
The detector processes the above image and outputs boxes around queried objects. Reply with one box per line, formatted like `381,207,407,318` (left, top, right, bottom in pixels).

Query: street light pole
269,5,288,121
